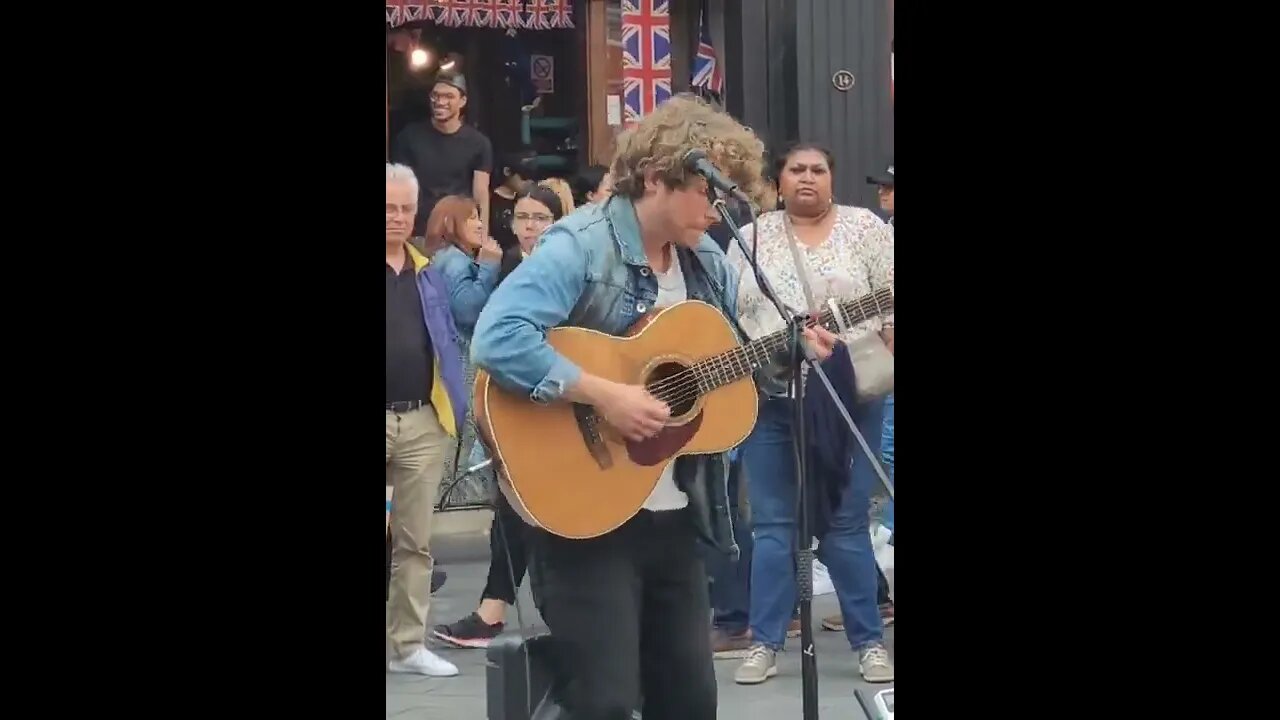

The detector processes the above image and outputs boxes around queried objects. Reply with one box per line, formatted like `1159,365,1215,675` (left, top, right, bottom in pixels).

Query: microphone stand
712,191,893,720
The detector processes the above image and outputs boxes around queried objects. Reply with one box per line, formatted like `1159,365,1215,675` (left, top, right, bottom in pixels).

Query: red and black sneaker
431,613,505,649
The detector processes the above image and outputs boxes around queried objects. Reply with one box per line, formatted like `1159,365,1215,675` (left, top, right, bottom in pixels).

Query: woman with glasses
432,181,567,650
512,183,567,256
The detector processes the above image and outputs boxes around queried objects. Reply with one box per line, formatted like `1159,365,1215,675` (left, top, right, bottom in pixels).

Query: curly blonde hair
538,178,576,215
609,93,767,207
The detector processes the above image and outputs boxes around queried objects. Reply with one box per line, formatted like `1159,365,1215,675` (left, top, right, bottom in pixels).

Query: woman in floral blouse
726,143,896,686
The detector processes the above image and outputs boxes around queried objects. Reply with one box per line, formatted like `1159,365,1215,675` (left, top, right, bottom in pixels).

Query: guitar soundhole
646,361,698,418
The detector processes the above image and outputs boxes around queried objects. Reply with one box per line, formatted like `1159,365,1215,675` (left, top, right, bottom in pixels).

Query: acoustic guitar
473,286,894,539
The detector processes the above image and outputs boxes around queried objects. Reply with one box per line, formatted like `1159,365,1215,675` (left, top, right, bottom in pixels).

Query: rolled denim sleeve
436,247,501,339
470,226,586,404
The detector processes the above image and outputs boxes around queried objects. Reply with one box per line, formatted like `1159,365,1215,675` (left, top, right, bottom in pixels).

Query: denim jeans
743,396,884,651
881,393,894,536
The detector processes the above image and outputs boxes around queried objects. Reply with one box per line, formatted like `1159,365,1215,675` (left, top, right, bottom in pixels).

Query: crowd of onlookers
386,73,895,687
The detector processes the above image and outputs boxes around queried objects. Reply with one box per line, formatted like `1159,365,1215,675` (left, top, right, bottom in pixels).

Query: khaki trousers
385,406,449,658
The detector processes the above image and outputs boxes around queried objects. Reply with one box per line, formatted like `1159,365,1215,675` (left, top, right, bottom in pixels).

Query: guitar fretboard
649,287,894,404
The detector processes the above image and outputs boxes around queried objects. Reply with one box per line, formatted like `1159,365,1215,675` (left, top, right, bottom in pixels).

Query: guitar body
474,300,759,539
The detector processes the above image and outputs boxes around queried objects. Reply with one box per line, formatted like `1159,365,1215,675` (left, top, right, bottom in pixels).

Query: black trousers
528,509,717,720
481,490,529,604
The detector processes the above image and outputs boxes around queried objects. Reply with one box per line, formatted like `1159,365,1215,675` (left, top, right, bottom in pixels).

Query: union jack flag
690,0,723,96
467,0,495,27
521,0,574,29
621,0,671,126
441,0,473,27
522,0,549,29
493,0,518,28
545,0,573,28
386,1,438,27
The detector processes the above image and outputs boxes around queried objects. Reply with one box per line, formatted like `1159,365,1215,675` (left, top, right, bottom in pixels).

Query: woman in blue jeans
734,396,891,684
724,142,894,685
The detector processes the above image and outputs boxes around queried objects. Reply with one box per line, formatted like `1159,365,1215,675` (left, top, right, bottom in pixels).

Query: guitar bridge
573,403,614,471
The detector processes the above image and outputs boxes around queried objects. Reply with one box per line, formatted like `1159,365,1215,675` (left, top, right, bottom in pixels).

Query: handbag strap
781,214,821,313
782,214,859,336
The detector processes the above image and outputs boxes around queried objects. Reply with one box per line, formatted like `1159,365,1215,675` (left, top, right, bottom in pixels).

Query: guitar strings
643,324,813,404
643,307,845,397
648,327,816,407
647,331,792,406
647,335,815,404
642,308,834,396
643,291,894,406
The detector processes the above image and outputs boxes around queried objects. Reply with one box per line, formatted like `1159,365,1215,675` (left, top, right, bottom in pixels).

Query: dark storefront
637,0,894,208
722,0,894,209
386,0,892,208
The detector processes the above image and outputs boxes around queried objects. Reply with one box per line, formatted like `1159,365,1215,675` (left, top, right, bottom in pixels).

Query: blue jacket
404,243,469,438
804,343,859,539
470,196,741,556
431,244,502,343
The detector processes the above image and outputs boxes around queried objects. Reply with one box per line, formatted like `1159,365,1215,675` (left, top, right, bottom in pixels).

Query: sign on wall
531,54,555,94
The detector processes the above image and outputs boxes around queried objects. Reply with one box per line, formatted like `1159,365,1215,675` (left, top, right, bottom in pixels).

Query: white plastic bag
808,539,835,596
871,523,894,602
813,558,835,596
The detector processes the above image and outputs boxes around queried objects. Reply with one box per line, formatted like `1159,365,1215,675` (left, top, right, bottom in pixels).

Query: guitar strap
682,246,754,346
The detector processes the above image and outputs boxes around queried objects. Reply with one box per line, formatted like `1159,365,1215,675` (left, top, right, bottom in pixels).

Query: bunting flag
493,0,519,28
385,0,574,30
621,0,672,127
439,0,476,28
690,0,723,97
522,0,551,29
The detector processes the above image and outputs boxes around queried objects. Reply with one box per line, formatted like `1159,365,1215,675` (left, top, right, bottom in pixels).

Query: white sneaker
858,643,894,683
734,644,778,685
388,646,459,677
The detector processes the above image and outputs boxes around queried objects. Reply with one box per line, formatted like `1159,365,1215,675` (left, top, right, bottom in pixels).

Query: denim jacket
432,244,501,343
470,196,741,557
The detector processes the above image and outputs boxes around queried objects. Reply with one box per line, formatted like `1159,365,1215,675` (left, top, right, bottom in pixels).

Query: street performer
469,94,839,719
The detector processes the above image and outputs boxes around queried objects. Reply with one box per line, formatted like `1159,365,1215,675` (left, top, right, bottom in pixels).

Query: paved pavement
387,533,894,719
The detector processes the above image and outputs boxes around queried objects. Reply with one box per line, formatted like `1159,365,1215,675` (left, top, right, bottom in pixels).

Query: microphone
683,149,749,203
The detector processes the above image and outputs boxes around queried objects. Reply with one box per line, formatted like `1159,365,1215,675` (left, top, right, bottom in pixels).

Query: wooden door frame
584,0,619,167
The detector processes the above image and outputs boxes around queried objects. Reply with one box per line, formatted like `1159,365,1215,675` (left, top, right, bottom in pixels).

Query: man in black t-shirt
392,73,494,237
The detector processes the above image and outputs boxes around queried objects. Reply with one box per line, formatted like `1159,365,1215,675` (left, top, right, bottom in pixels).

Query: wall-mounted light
410,47,431,69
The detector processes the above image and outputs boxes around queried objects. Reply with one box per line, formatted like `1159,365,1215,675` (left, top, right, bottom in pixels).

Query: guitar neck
693,287,895,394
